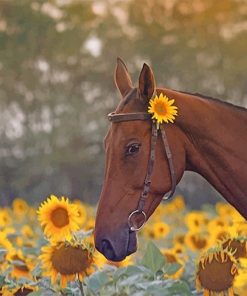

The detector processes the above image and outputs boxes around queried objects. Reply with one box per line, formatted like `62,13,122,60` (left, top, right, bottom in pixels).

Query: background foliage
0,0,247,205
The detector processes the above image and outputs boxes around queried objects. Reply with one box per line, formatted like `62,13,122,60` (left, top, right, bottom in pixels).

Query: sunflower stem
78,279,84,296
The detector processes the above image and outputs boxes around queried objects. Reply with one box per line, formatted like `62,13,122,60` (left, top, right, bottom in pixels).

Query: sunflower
185,231,213,252
0,231,13,251
73,200,87,226
153,222,170,239
6,249,34,280
1,284,38,296
40,240,94,288
173,233,185,245
94,250,133,268
234,258,247,295
235,221,247,236
142,225,157,239
148,93,178,127
0,231,13,267
161,248,184,279
185,211,208,232
84,217,95,231
171,195,186,211
221,237,247,259
21,225,35,239
12,198,29,218
37,195,80,241
0,208,12,227
211,228,232,244
196,247,238,296
216,202,244,222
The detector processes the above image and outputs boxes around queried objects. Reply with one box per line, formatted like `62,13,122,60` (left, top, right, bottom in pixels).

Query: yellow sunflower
196,247,238,296
1,284,38,295
0,208,12,226
221,237,247,259
148,93,178,126
185,211,208,232
234,258,247,295
73,200,87,226
235,221,247,236
153,221,170,239
12,198,29,218
161,248,184,279
0,231,13,251
84,217,95,231
94,250,133,268
142,225,157,239
216,202,244,222
6,249,34,280
171,195,186,211
185,231,213,252
40,240,94,288
37,195,80,241
21,225,35,240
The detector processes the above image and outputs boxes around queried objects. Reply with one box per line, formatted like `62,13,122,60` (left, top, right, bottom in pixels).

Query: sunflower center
198,257,234,291
14,288,34,296
165,253,177,263
154,102,167,116
222,239,247,259
191,235,207,249
51,207,69,228
12,255,29,272
51,245,92,275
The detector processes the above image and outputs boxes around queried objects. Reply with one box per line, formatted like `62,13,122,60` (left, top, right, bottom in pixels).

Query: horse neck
160,88,247,218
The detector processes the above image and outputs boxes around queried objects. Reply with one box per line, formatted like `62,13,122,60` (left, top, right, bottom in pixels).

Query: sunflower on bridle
148,93,178,129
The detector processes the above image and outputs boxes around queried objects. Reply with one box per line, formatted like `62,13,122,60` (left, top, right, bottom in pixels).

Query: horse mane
178,90,247,113
117,88,247,116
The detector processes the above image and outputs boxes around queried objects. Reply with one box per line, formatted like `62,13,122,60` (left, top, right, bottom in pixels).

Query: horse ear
114,57,133,98
138,63,156,102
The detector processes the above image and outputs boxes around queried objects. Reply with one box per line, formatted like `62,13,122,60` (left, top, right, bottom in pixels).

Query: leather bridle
107,108,176,232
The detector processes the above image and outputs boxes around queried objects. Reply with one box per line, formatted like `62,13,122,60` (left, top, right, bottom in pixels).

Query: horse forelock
116,88,146,113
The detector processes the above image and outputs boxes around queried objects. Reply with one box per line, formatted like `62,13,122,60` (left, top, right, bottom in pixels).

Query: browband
108,112,151,123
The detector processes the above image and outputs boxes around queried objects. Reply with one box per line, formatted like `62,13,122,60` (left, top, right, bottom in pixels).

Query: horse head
94,58,187,261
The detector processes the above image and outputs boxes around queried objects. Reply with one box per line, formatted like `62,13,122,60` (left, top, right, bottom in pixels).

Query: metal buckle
128,210,147,232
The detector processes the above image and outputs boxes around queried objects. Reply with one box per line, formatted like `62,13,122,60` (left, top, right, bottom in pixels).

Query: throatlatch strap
136,122,157,212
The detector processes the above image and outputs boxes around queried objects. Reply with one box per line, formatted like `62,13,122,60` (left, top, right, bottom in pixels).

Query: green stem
78,279,84,296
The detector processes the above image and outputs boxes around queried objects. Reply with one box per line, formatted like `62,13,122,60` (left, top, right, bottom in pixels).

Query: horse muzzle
94,224,137,261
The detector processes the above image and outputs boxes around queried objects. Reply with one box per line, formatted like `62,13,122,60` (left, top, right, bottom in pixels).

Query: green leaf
31,263,42,278
27,291,44,296
0,275,5,288
163,263,182,275
164,280,193,296
140,241,165,273
118,274,143,287
113,265,153,282
86,271,109,292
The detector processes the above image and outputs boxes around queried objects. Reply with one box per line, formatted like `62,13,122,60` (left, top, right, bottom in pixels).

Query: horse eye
126,143,141,156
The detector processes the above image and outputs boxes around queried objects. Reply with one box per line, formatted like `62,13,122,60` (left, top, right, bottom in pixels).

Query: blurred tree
0,0,246,205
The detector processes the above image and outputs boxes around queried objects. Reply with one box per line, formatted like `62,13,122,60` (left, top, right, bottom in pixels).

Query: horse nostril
101,239,115,261
102,239,112,252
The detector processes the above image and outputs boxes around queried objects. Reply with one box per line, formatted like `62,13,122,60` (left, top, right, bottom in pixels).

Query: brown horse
94,58,247,261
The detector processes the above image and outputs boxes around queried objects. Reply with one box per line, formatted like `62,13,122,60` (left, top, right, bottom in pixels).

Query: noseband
107,111,176,232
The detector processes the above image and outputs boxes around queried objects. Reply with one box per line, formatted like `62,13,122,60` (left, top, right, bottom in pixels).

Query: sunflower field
0,195,246,296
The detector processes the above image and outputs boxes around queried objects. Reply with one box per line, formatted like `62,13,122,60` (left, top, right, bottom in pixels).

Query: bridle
107,102,177,232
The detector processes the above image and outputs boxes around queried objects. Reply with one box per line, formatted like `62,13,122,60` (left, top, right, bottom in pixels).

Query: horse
94,58,247,261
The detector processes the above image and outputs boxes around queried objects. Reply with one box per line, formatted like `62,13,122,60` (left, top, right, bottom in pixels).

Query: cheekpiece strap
136,122,158,212
160,125,176,200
